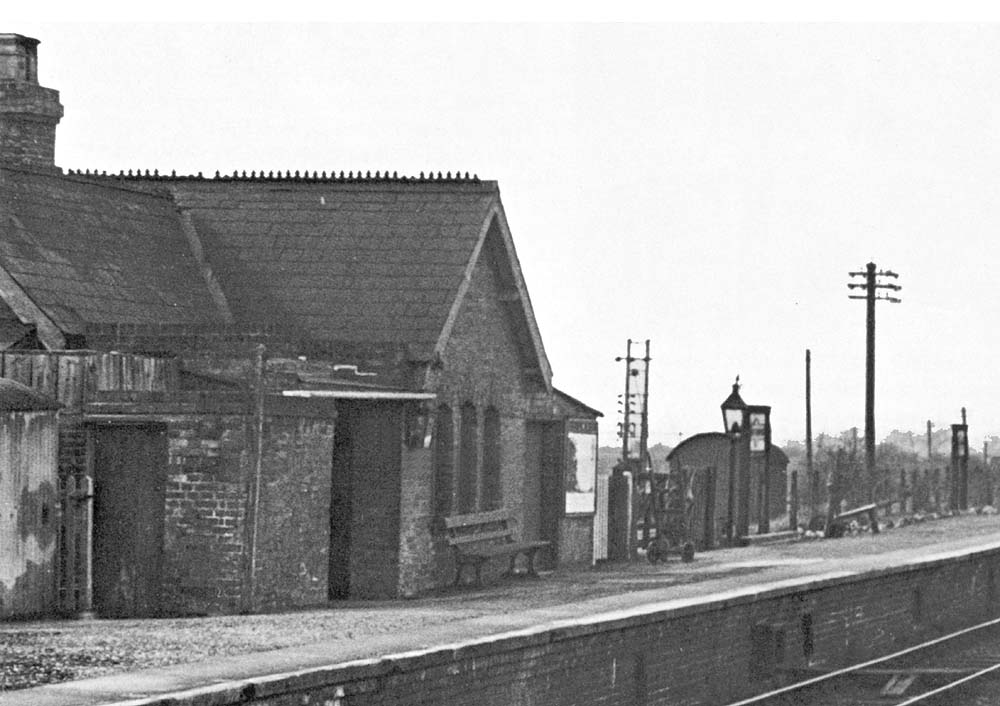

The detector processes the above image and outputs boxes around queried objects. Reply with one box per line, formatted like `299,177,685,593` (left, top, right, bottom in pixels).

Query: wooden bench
833,503,880,534
443,509,550,587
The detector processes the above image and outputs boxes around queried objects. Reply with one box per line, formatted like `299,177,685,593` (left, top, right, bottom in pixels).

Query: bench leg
474,561,483,587
525,549,538,577
454,562,464,587
869,509,880,534
507,554,518,576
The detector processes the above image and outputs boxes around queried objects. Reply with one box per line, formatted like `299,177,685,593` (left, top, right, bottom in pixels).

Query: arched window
433,404,454,517
481,407,502,510
457,402,478,513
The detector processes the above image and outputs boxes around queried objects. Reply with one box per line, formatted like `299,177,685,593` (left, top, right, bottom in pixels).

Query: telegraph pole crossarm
847,262,902,503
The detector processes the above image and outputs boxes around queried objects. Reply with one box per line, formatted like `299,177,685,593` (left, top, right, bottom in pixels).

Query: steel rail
894,660,1000,705
725,614,1000,706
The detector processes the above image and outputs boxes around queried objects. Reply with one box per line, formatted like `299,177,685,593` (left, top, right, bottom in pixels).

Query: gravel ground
3,511,999,692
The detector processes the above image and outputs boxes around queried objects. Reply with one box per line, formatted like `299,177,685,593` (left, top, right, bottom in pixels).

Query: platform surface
4,513,1000,706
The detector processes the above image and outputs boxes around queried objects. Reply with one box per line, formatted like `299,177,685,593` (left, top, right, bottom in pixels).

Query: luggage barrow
644,468,695,564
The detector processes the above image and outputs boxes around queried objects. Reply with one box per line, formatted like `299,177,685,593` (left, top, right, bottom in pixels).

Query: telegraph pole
848,262,901,501
617,340,634,462
639,340,651,469
806,349,815,522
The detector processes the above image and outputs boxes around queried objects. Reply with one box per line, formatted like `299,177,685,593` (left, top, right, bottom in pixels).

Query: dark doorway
328,401,402,600
91,424,167,617
527,421,565,570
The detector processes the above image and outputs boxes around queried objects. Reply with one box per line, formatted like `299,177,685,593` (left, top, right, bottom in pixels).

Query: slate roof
0,167,226,336
0,168,551,382
161,176,499,356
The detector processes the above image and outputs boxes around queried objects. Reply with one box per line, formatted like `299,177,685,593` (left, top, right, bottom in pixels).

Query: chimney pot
0,34,63,170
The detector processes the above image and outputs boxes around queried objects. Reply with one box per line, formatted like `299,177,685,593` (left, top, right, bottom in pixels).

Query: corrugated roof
0,168,227,332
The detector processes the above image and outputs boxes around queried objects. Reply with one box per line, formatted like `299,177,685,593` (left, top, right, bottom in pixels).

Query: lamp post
721,377,747,545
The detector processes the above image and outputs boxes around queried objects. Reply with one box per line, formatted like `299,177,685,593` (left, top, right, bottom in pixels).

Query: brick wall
143,544,1000,706
162,415,249,615
397,444,434,596
254,416,335,612
408,242,538,590
160,410,337,615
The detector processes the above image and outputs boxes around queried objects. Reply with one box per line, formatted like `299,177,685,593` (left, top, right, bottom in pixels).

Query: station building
0,33,600,617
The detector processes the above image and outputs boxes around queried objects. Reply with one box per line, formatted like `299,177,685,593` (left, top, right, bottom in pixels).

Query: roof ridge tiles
63,168,483,185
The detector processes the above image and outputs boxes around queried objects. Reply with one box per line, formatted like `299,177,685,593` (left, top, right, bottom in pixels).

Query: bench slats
448,529,513,546
444,509,513,529
443,508,550,587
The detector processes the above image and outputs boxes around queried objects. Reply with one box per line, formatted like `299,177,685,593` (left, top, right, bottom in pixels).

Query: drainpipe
243,343,266,613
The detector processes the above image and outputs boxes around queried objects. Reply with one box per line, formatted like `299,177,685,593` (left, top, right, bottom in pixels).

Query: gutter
281,390,435,401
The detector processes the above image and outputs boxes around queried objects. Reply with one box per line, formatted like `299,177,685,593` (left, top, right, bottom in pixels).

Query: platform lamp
746,404,772,535
951,409,969,511
721,377,747,545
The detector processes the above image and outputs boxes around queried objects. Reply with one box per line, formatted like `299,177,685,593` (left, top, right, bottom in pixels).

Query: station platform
7,513,1000,706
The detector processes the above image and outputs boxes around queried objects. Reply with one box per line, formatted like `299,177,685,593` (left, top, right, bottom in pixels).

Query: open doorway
526,420,565,570
328,401,403,600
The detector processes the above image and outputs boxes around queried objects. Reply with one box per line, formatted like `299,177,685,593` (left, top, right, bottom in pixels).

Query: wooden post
825,449,844,537
242,344,267,613
703,466,716,550
77,475,93,616
60,475,77,614
986,441,993,507
927,420,933,467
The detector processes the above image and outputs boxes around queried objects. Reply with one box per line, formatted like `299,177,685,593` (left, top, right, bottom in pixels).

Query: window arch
481,406,502,510
457,402,478,513
433,404,454,517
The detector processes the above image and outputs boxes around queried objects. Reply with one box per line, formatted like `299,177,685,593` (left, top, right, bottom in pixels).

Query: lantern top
721,376,747,434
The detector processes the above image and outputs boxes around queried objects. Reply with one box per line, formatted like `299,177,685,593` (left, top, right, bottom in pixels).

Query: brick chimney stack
0,34,63,170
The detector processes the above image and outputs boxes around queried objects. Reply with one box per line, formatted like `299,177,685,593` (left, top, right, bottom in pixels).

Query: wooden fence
1,351,177,615
0,351,178,410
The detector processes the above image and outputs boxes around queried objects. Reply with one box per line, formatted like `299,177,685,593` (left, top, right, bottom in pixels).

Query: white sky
11,10,1000,447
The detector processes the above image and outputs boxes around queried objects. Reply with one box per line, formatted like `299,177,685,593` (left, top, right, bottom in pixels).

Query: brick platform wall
146,544,1000,706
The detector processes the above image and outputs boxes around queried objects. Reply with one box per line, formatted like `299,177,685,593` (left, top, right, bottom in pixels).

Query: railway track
726,616,1000,705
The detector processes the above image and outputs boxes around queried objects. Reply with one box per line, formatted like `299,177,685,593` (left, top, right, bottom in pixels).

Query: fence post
60,475,77,615
77,476,93,616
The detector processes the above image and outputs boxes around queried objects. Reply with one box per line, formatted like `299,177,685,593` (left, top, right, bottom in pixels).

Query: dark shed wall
0,410,58,618
669,433,789,546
